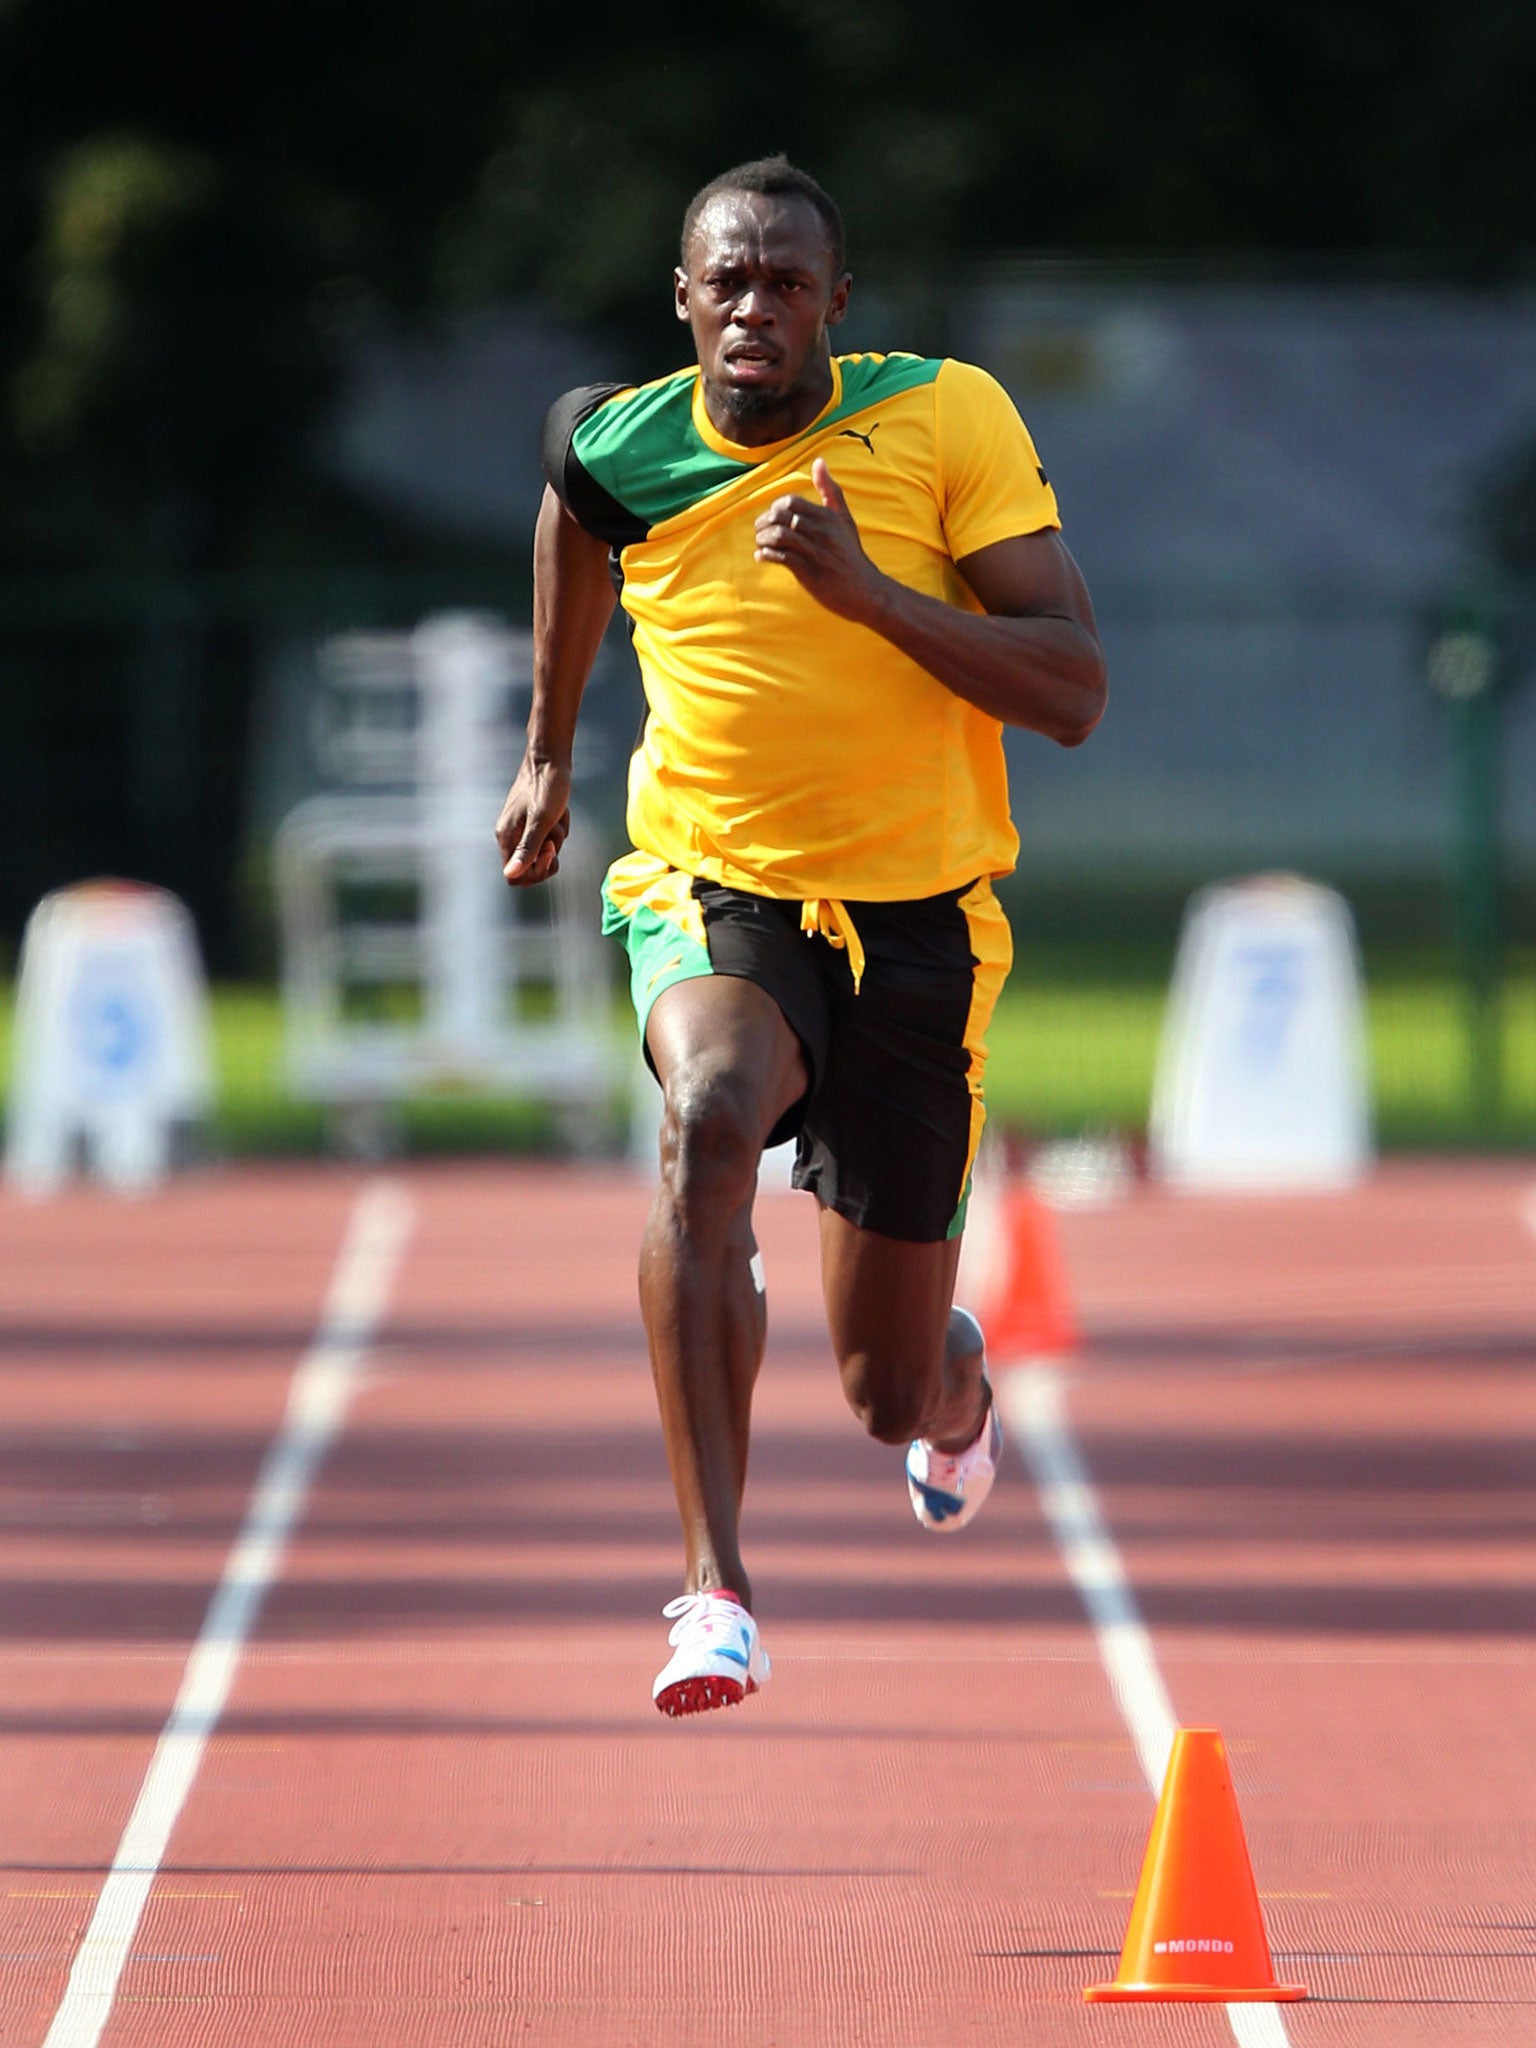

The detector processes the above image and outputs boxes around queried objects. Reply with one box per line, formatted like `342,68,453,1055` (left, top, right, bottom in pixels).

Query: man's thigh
793,877,1012,1241
603,852,828,1149
646,974,808,1147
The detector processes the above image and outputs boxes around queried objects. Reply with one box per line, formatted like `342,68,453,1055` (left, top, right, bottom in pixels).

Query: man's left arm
754,457,1106,746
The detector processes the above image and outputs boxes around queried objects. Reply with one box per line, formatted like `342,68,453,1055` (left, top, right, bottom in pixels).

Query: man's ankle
929,1379,991,1456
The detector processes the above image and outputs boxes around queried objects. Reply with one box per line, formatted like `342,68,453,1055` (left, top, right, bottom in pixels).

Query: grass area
199,986,583,1155
2,969,1534,1156
985,972,1536,1144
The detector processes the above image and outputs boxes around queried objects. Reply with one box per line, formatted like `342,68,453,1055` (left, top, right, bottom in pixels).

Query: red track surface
1,1160,1533,2044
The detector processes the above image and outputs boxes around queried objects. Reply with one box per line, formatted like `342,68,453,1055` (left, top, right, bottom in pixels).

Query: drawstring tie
800,897,866,993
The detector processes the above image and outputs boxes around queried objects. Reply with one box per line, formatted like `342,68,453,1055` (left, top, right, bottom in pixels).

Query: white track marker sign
1149,873,1372,1191
5,881,214,1196
40,1180,415,2048
1005,1364,1295,2048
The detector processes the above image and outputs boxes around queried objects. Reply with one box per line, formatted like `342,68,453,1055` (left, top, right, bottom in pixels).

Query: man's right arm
495,483,616,885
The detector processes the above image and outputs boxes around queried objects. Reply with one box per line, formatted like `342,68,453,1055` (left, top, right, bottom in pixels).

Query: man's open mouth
724,346,780,377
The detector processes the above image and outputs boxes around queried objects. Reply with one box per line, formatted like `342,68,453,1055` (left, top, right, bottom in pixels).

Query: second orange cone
1085,1727,1307,2004
981,1186,1076,1357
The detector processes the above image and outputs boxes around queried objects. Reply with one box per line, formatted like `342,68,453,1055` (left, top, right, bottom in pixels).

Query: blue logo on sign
1233,942,1305,1071
86,994,140,1070
69,961,158,1099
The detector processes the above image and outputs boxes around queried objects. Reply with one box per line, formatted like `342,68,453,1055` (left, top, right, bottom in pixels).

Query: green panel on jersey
572,353,945,530
572,372,747,530
829,352,942,418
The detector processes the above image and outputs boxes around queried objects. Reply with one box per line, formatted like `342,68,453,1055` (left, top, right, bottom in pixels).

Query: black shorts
602,855,1013,1243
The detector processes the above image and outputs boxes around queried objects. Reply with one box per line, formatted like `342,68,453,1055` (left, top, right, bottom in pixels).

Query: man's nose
730,285,773,324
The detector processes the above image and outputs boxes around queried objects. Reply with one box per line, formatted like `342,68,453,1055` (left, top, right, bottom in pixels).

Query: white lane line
40,1180,415,2048
1001,1361,1295,2048
1005,1365,1177,1790
1522,1183,1536,1239
1227,2005,1297,2047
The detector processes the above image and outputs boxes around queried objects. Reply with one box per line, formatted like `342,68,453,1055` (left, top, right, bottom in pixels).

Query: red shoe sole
654,1674,757,1718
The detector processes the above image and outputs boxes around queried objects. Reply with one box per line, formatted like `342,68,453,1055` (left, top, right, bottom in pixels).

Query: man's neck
698,354,836,447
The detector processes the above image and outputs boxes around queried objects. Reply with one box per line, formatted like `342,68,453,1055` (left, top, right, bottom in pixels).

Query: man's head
676,155,851,438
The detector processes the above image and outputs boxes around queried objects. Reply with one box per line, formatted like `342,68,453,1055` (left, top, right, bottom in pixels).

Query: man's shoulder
544,368,695,460
832,351,943,405
543,368,737,542
933,357,1017,412
929,360,1032,455
828,353,1017,434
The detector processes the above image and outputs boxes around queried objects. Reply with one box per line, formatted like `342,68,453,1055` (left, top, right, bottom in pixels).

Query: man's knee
839,1350,935,1446
660,1062,769,1212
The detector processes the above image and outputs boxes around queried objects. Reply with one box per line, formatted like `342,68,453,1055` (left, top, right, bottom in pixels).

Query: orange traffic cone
981,1186,1077,1357
1085,1727,1306,2004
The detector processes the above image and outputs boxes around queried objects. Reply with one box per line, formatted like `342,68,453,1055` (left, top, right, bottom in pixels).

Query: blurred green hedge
4,968,1532,1160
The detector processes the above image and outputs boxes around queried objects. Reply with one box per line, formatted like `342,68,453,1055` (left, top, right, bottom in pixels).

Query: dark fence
2,570,1533,1149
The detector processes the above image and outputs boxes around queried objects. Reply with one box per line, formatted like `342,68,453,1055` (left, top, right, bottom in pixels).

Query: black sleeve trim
540,383,649,550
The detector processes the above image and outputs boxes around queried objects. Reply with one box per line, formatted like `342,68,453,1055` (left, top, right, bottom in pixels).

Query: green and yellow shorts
601,850,1013,1244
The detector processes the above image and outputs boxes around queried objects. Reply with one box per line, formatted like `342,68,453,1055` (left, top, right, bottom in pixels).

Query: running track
0,1160,1532,2045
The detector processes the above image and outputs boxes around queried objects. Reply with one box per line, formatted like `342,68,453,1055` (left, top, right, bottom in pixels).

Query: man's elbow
1054,701,1105,748
1050,650,1107,747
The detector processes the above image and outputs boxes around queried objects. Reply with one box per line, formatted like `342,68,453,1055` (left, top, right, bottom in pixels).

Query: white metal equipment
274,613,613,1117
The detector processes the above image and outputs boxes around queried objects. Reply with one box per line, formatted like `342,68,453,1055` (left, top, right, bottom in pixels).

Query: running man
495,156,1106,1716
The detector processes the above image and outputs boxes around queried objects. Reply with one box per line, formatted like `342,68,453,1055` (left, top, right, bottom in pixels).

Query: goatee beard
716,382,790,424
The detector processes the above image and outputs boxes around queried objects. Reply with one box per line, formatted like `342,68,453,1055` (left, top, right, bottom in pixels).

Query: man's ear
826,270,852,328
674,266,691,322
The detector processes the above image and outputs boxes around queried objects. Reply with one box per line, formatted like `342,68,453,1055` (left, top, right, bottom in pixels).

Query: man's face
675,192,851,432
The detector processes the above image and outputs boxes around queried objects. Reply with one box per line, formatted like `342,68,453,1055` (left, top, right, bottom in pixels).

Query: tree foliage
1,0,1533,964
1,0,1534,568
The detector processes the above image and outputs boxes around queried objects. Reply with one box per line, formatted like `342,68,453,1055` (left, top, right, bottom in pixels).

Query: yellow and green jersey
542,352,1059,902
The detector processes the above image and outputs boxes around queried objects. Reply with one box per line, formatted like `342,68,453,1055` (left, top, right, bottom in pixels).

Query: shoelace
921,1398,995,1484
926,1447,967,1485
661,1592,747,1647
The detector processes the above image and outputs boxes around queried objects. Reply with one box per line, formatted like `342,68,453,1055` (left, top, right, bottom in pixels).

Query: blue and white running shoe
652,1590,770,1717
905,1369,1002,1533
